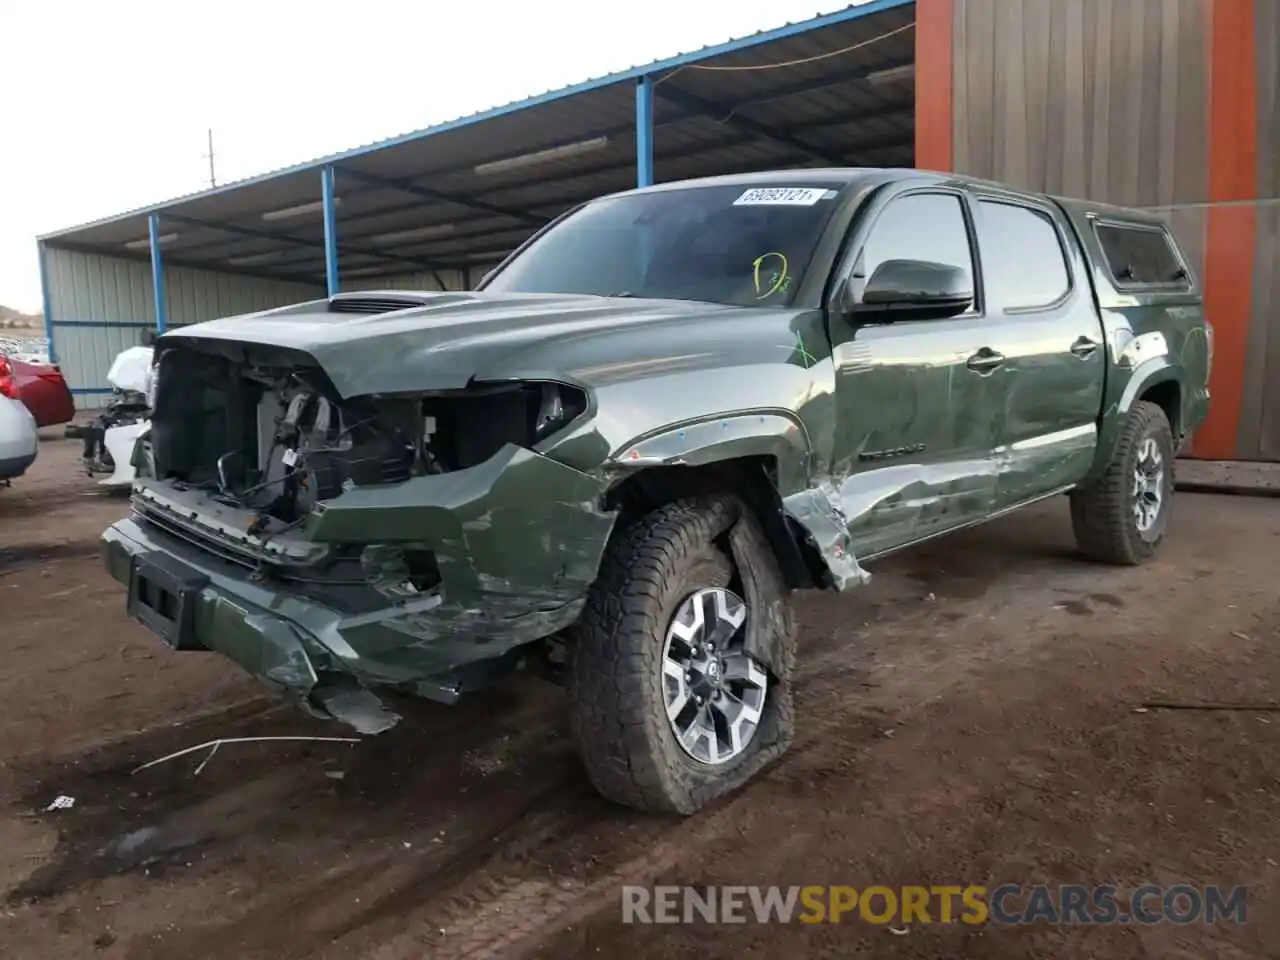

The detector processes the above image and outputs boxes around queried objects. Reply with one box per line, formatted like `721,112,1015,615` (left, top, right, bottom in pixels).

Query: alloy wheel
1132,436,1165,533
660,587,768,765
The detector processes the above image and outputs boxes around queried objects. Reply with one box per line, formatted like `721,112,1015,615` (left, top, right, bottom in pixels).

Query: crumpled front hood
161,291,803,397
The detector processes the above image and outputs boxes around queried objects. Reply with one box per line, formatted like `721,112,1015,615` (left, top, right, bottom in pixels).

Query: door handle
1070,336,1100,359
966,348,1005,374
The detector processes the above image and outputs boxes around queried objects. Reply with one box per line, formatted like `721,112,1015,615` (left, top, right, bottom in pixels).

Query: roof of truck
1048,194,1173,229
589,167,954,205
602,169,1175,229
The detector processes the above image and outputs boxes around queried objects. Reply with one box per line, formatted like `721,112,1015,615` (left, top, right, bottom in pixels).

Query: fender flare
604,411,834,589
605,410,814,495
1117,360,1184,422
1086,356,1186,484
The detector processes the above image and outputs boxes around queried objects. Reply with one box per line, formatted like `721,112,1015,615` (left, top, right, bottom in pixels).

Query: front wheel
568,496,793,814
1070,400,1175,565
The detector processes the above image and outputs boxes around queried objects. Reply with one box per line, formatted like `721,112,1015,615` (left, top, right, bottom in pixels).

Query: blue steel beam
636,76,655,187
158,212,450,271
165,122,914,277
36,242,56,362
335,167,548,226
322,166,340,296
387,56,917,190
653,82,845,164
687,56,915,112
38,0,912,242
148,213,169,333
166,101,914,266
158,59,916,260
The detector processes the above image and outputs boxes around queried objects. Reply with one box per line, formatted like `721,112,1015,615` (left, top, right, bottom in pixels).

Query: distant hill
0,305,42,329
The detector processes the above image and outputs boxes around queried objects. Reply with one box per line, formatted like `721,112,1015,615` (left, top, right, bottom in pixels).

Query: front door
967,193,1108,507
827,188,1001,560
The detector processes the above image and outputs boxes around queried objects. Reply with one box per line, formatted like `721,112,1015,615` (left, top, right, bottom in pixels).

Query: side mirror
851,259,973,321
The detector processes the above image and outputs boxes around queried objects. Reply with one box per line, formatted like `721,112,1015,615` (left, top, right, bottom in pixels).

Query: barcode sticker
733,187,832,207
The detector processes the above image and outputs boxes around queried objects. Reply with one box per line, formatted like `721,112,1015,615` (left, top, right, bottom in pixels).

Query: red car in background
0,355,75,428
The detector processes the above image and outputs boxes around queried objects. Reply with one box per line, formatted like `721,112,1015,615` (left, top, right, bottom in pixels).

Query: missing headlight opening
147,343,587,529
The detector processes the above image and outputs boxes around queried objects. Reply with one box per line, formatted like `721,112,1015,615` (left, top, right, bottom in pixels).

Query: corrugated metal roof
41,0,917,285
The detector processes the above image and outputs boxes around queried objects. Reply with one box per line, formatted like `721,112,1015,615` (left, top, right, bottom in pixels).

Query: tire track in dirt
297,558,972,958
322,590,935,959
0,540,100,575
352,780,807,960
137,770,591,960
7,458,1279,960
419,676,900,960
361,512,1280,959
77,684,595,960
105,561,947,958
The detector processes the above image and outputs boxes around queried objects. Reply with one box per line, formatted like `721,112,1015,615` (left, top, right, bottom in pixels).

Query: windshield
484,182,846,307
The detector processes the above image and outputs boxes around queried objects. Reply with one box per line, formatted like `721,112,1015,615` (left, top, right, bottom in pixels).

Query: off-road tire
568,496,791,815
1070,400,1175,565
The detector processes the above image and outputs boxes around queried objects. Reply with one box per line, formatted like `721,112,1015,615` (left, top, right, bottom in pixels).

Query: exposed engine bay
143,342,586,538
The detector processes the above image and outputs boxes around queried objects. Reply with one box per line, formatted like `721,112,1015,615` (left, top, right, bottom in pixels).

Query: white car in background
0,393,38,484
84,343,154,490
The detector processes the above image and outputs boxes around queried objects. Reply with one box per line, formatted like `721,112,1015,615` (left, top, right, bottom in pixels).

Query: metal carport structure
37,0,921,405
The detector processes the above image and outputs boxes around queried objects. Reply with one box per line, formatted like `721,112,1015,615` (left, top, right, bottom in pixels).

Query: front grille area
133,507,397,615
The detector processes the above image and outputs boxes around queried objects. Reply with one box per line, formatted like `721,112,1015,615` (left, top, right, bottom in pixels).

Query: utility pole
203,128,218,187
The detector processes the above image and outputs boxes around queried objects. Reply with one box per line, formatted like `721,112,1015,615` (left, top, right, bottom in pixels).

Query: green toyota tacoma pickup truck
102,168,1211,814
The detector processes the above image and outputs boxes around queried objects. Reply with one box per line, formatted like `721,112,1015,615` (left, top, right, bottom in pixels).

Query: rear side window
1095,223,1189,288
975,200,1071,310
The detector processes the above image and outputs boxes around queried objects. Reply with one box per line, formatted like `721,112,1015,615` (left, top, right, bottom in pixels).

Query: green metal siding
342,268,470,293
45,247,323,408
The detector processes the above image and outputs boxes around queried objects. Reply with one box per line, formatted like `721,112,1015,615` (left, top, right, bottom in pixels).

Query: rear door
968,192,1107,507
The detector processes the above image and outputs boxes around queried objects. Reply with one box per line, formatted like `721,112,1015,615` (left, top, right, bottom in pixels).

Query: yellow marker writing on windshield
752,252,789,299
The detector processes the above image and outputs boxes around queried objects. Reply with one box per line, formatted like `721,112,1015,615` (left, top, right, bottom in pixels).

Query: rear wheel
1070,400,1175,565
568,496,792,814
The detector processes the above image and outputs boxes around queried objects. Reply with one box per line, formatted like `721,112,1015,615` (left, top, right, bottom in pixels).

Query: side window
976,200,1071,310
1095,223,1189,287
859,193,975,299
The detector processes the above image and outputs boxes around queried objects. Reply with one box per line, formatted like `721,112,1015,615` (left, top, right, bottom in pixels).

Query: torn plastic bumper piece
100,444,617,732
782,480,871,591
105,520,408,733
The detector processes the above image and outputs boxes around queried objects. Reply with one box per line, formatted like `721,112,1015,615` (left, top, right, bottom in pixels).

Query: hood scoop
327,291,446,315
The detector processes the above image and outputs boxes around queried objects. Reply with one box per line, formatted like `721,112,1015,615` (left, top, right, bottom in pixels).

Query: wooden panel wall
950,0,1209,206
1236,0,1280,459
920,0,1280,460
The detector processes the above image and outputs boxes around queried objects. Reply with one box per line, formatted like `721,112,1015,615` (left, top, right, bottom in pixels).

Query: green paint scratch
792,329,818,369
776,330,820,369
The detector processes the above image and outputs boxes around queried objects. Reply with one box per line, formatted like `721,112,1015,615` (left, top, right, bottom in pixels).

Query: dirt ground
2,433,1279,959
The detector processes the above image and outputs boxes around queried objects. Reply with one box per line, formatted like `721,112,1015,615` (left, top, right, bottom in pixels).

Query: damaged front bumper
101,444,616,732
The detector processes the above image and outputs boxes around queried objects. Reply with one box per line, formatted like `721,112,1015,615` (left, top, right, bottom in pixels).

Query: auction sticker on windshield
734,187,835,206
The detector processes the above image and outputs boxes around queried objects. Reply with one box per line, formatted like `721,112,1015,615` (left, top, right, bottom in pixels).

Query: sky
0,0,861,313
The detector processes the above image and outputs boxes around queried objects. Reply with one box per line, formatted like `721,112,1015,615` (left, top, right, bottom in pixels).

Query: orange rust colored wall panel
914,0,953,171
1194,0,1260,459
